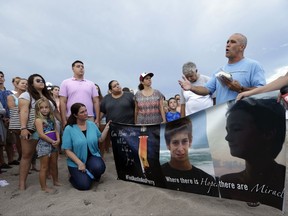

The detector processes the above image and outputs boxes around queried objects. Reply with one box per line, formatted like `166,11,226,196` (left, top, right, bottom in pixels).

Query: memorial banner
110,96,286,212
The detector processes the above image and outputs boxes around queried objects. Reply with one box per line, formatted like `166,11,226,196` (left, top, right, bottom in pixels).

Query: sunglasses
35,78,44,83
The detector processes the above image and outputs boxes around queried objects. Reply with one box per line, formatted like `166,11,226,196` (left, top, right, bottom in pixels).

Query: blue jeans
68,156,106,190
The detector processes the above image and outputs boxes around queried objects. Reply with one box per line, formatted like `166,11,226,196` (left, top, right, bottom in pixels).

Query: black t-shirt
100,92,135,124
161,162,219,197
220,164,285,210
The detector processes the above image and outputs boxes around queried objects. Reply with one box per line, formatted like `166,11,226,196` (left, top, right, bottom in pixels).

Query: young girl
34,98,61,192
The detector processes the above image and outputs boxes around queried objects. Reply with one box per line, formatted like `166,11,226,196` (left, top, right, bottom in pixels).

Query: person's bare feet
42,187,55,193
19,185,26,190
53,181,62,186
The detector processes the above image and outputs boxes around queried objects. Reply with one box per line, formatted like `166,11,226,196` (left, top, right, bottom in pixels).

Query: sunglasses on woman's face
35,78,44,83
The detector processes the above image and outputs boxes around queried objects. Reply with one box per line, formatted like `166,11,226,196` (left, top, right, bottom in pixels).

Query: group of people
0,32,287,200
0,60,172,191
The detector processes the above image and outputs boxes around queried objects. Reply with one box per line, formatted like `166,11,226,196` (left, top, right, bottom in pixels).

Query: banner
110,95,286,212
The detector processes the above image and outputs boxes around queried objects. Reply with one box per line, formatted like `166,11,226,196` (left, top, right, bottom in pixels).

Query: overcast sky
1,0,288,98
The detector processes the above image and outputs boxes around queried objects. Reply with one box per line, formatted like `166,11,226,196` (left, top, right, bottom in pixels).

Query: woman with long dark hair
18,74,60,190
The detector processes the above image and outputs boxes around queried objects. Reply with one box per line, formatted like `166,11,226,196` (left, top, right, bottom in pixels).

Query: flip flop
246,202,260,207
30,168,40,172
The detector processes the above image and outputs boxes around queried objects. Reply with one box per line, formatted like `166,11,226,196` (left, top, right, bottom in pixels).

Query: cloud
0,0,288,98
280,43,288,47
266,66,288,83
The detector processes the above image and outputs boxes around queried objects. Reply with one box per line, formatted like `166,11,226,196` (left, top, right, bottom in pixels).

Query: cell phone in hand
86,169,95,179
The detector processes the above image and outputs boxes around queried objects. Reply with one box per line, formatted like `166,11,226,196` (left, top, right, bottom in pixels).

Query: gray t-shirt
100,92,135,124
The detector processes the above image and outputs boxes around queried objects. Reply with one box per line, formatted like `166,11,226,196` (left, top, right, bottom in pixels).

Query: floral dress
134,89,164,124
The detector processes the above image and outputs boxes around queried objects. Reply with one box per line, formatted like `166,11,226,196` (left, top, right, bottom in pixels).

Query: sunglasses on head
35,78,44,83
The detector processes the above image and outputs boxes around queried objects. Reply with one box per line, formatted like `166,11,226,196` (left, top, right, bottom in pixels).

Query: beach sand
0,150,287,216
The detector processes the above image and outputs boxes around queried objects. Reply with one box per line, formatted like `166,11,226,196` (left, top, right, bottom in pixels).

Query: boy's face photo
225,110,264,159
167,132,192,162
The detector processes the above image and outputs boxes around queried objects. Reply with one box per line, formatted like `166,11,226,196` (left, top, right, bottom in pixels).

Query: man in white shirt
180,62,213,116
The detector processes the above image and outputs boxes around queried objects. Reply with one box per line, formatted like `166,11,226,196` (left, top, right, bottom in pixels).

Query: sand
0,151,287,216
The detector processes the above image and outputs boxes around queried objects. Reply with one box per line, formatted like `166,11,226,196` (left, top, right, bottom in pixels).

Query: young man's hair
227,98,285,159
72,60,84,68
168,97,177,105
165,117,192,145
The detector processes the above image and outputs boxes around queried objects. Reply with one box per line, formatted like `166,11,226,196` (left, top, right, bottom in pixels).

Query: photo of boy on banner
160,117,219,197
110,93,286,212
219,98,286,210
110,122,166,187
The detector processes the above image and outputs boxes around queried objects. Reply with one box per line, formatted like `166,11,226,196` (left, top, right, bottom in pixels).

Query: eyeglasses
35,79,44,83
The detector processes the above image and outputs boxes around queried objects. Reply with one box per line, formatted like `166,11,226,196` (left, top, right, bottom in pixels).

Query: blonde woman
7,78,28,163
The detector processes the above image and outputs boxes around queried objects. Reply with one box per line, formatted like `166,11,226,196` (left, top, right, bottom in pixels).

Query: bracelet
20,127,27,130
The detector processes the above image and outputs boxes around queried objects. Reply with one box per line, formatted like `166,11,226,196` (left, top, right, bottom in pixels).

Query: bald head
232,33,247,48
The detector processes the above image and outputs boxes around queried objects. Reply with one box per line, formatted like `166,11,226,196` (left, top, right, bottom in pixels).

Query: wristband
20,127,27,130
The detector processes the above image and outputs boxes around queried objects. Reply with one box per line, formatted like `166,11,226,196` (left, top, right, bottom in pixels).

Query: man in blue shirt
179,33,266,105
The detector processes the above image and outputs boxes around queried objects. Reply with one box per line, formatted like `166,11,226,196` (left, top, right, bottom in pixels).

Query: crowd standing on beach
0,33,287,197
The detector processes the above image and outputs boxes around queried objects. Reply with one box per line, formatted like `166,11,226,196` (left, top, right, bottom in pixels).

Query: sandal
8,160,20,165
0,163,12,169
30,167,39,172
246,202,260,207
